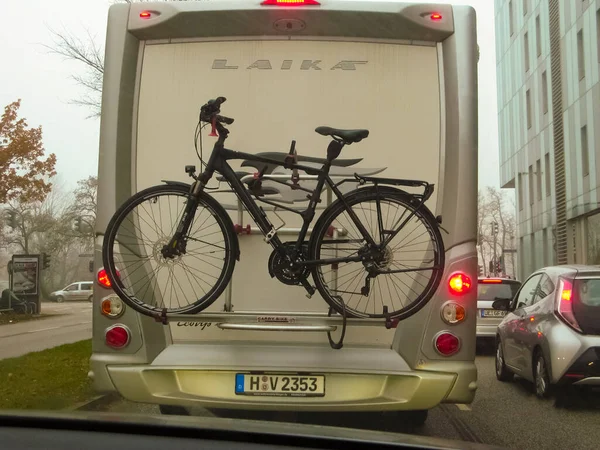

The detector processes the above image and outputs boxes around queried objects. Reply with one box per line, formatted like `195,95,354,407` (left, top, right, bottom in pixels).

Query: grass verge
0,339,94,410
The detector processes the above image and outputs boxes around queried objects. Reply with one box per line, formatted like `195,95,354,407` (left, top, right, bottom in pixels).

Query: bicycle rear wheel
102,184,237,316
309,186,444,320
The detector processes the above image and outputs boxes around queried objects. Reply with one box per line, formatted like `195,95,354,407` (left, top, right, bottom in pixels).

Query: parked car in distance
477,277,521,338
49,281,94,302
493,265,600,398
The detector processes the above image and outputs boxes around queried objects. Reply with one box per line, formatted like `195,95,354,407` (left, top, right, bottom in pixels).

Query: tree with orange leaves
0,100,57,203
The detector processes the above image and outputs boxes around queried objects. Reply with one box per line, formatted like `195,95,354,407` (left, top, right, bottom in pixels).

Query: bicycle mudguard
161,180,241,261
162,180,192,189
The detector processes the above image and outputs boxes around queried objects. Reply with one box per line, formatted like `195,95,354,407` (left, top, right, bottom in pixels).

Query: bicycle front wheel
102,184,237,316
309,186,445,320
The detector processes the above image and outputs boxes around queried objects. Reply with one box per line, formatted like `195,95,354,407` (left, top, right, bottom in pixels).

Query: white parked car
50,281,94,302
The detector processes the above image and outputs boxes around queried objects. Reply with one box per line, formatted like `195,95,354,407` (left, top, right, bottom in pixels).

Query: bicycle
102,97,446,324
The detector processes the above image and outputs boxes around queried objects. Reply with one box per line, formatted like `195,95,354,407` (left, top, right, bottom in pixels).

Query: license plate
235,374,325,397
480,309,507,318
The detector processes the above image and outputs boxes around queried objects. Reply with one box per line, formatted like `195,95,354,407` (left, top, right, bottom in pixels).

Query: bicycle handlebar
200,97,235,141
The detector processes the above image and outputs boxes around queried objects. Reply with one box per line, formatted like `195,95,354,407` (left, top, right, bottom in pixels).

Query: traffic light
496,261,502,273
74,216,82,232
5,210,17,229
42,253,51,269
89,260,94,273
492,221,499,235
478,265,483,276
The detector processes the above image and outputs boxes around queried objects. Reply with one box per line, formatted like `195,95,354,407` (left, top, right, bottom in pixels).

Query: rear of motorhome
91,0,478,419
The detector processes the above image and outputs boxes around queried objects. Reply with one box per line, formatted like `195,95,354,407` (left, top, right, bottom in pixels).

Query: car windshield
1,1,597,450
477,282,521,301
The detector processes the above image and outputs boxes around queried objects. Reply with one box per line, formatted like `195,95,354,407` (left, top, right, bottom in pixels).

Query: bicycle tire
102,183,237,317
309,186,445,320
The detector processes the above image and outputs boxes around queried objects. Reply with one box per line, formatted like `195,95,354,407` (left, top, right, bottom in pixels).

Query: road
0,302,92,360
98,344,600,450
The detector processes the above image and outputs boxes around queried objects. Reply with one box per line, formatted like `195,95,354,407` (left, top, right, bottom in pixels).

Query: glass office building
496,0,600,279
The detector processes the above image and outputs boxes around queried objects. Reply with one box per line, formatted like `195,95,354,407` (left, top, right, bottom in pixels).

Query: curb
70,393,120,411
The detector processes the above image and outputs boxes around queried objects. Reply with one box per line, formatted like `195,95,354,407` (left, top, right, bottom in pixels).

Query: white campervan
91,1,479,425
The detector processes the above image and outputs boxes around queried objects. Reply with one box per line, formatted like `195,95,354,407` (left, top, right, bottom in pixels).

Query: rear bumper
476,324,497,338
560,347,600,386
91,344,477,411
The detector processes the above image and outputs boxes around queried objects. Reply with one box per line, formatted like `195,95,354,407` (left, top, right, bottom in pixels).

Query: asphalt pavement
96,343,600,450
0,301,92,360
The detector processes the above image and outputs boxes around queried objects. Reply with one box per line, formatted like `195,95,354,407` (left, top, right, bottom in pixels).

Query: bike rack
150,167,400,334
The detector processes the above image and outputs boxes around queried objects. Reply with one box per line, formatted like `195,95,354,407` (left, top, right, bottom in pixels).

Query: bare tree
44,28,104,117
45,0,192,117
477,187,517,278
65,176,97,247
477,190,491,276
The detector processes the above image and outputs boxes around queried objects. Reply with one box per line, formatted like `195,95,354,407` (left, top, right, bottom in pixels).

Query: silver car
50,281,94,302
493,265,600,397
477,277,521,338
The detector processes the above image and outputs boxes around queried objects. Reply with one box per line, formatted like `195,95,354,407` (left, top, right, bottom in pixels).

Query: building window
536,159,542,201
545,153,551,196
523,0,528,15
536,15,542,56
509,1,514,36
526,89,532,129
542,71,548,114
581,125,590,176
597,9,600,63
529,165,534,205
578,29,585,80
587,212,600,264
524,32,530,71
543,228,548,265
518,173,524,210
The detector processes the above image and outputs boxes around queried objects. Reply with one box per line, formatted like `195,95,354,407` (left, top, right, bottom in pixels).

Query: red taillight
481,279,503,284
448,273,472,295
556,278,582,332
105,325,130,349
261,0,320,5
97,268,119,289
140,11,152,19
435,332,460,356
430,13,443,21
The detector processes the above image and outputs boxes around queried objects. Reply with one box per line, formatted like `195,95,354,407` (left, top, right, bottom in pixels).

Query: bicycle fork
161,185,201,259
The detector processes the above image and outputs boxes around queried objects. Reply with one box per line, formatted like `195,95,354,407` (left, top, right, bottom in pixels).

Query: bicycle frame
188,141,377,268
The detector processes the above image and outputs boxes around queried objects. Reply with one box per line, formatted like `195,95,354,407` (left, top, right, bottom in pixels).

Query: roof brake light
481,279,503,284
261,0,321,6
430,13,443,21
140,11,152,19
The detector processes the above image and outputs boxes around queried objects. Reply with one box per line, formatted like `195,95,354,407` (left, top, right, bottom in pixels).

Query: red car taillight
555,278,582,332
434,332,461,356
105,325,130,349
97,267,119,289
448,272,472,295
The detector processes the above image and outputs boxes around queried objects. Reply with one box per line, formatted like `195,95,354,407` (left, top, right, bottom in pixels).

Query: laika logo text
212,59,368,71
